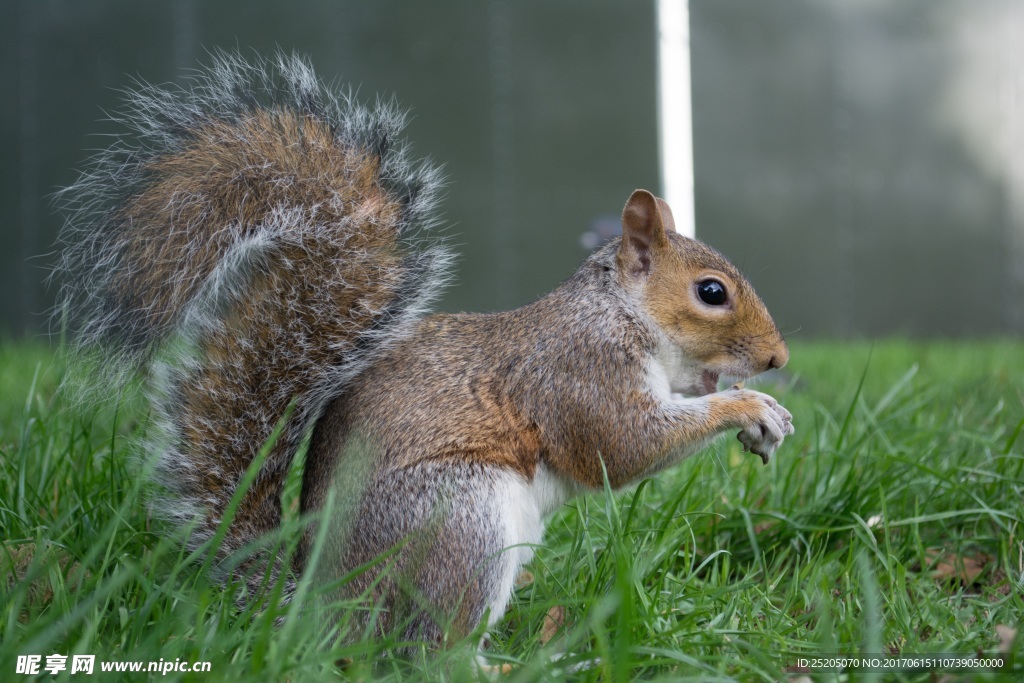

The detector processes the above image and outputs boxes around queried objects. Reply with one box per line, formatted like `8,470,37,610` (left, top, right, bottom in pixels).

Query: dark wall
4,0,1023,339
690,0,1024,337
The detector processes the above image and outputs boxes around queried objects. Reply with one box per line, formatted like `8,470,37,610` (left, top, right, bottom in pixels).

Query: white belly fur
487,463,577,626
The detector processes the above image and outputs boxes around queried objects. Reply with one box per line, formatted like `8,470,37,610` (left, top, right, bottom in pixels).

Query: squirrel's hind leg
326,463,545,650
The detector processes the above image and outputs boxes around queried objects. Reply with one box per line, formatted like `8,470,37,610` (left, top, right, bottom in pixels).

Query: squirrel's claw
733,391,794,466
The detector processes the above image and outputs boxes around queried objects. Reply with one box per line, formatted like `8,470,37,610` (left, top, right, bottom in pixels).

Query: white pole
657,0,696,237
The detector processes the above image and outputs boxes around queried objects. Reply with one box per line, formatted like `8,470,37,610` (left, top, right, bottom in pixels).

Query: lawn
1,339,1021,681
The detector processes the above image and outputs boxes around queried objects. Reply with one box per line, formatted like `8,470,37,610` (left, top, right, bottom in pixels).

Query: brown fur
119,110,411,551
301,191,792,644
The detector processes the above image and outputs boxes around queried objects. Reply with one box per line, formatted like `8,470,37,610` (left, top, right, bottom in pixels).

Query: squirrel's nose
766,344,789,371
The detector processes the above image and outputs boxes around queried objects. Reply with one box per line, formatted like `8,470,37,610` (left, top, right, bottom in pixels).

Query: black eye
697,279,728,306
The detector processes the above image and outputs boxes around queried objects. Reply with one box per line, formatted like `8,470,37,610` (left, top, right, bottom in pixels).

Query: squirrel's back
57,53,451,591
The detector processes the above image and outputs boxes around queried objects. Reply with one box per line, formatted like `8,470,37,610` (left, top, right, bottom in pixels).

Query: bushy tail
56,52,451,599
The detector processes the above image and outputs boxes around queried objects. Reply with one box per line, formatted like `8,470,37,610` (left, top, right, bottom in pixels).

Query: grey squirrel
57,53,793,646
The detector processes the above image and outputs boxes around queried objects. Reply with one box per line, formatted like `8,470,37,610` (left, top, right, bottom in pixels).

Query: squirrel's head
616,189,789,396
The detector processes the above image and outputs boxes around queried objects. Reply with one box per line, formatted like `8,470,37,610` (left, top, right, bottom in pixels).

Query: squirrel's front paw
728,388,794,464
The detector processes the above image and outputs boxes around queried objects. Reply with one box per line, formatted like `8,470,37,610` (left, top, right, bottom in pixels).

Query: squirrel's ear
655,197,676,233
619,189,670,278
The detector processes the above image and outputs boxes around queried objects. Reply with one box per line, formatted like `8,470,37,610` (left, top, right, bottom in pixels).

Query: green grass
1,339,1022,681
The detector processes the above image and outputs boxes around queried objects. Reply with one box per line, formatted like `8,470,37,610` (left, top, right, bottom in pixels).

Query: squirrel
57,53,793,647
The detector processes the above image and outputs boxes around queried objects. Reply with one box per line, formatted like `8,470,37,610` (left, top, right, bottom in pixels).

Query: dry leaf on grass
925,548,990,585
540,605,565,645
995,624,1016,654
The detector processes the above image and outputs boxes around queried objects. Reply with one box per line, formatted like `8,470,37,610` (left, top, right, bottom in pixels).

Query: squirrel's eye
697,279,728,306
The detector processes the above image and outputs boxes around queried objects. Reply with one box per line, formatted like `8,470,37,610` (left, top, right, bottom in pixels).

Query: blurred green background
3,0,1023,339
